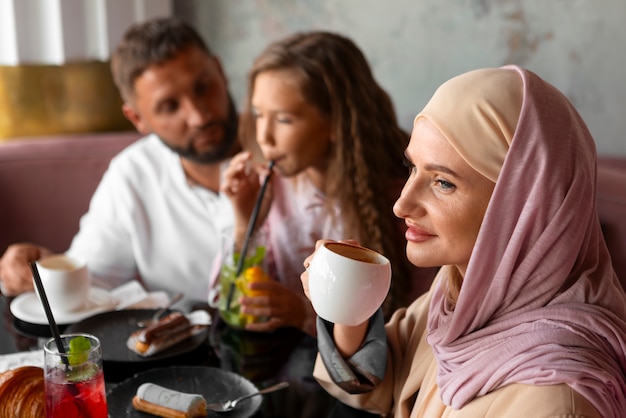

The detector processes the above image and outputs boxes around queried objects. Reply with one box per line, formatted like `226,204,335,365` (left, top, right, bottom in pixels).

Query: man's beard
159,95,239,165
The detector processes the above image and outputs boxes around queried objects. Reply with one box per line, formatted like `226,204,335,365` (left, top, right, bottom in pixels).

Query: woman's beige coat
313,288,600,418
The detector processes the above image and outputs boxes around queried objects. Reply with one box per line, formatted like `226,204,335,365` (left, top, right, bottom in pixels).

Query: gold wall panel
0,61,133,141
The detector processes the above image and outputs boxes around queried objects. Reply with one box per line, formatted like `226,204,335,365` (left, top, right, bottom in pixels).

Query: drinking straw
226,160,275,310
29,261,70,368
31,262,85,407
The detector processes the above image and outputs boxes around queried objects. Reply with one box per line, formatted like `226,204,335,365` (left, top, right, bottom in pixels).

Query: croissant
0,366,45,417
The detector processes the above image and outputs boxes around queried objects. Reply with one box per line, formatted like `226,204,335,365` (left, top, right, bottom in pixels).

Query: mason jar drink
218,230,270,328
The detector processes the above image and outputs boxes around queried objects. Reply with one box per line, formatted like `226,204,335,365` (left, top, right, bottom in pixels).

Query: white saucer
10,287,116,325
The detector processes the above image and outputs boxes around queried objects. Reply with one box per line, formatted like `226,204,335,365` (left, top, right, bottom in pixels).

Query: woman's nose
256,119,274,146
393,177,422,219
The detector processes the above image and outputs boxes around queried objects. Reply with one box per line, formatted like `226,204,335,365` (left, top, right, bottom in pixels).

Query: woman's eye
436,179,455,190
276,115,293,124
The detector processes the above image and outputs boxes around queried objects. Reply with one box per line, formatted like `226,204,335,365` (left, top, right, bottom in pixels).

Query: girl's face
251,69,332,187
393,118,495,277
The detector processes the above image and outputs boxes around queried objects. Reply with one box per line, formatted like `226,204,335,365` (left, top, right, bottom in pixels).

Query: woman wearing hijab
300,65,626,417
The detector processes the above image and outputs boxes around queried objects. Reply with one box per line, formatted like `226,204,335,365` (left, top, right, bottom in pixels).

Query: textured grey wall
176,0,626,156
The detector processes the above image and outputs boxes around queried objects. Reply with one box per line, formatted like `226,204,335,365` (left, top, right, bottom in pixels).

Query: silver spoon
137,292,184,327
205,381,289,412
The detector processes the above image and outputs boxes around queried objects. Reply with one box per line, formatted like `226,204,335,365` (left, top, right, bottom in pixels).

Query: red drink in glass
45,367,108,417
44,333,108,418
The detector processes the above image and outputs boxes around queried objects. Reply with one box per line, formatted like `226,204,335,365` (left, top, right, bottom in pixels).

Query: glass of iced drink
218,230,270,328
43,333,108,418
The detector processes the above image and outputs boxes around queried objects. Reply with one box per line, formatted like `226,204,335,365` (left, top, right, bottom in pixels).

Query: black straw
29,261,69,368
226,160,275,310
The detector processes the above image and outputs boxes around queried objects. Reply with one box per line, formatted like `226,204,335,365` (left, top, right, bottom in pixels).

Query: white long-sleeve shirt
68,134,233,301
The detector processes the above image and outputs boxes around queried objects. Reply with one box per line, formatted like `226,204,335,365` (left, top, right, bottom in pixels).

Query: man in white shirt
0,17,238,302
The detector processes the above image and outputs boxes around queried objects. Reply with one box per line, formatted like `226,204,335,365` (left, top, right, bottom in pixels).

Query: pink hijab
420,65,626,416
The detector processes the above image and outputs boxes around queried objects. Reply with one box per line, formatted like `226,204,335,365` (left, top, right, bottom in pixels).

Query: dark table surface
0,293,337,418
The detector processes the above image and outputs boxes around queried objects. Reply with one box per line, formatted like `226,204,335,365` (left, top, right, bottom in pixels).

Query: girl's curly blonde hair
240,31,415,316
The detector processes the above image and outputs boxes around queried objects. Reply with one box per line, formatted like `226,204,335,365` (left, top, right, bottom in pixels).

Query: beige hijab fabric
415,67,521,182
420,66,626,416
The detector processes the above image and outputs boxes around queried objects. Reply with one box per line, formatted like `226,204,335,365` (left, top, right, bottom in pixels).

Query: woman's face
251,69,332,186
393,118,495,277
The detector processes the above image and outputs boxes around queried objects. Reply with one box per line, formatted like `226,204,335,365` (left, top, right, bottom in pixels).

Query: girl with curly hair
220,31,437,336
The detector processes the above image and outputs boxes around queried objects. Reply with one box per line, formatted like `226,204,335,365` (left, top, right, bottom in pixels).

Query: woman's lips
264,155,284,168
405,225,435,243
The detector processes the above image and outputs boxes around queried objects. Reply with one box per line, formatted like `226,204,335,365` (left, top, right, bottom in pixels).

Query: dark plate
65,309,208,364
13,317,67,339
106,366,261,418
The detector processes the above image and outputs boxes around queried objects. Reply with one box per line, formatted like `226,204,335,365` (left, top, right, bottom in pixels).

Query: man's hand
0,243,52,296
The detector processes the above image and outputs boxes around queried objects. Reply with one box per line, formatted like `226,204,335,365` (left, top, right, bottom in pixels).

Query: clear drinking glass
43,333,108,418
218,230,270,328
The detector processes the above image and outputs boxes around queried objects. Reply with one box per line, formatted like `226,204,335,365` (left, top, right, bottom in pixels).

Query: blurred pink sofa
0,131,140,255
0,133,624,291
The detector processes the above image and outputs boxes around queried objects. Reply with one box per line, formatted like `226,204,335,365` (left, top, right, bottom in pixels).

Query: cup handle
207,285,221,308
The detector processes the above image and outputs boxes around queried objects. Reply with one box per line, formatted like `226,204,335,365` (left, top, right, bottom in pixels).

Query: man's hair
111,17,212,102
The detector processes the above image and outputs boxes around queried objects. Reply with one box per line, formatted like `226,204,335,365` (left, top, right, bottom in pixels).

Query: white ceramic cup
35,254,90,313
308,242,391,326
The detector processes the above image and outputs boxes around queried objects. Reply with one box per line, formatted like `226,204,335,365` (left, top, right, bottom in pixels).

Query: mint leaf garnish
68,336,90,366
67,363,98,383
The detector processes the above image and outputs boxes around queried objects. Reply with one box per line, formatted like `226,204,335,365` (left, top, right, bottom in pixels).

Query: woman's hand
240,280,315,335
301,239,369,357
221,151,274,244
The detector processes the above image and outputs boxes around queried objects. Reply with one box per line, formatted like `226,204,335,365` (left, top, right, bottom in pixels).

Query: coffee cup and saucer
10,254,116,326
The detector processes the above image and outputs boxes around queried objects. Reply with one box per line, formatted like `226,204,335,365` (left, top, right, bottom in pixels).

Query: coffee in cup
35,254,90,313
307,242,391,326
